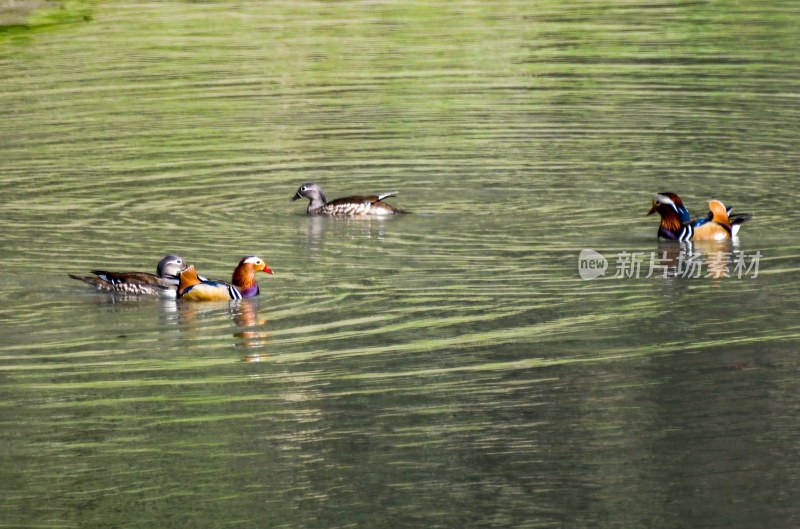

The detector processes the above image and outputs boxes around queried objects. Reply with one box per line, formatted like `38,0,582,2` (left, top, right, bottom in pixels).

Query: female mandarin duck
178,256,273,302
647,192,752,241
69,254,189,296
291,183,406,216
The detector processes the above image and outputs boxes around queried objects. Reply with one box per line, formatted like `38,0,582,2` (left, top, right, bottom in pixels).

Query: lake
1,1,800,527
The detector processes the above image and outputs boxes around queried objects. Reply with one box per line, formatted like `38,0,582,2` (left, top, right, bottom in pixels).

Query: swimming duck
178,256,273,302
69,254,188,296
291,183,406,216
647,192,752,241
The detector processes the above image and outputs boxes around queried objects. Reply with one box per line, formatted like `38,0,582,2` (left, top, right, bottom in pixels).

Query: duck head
291,183,328,210
234,256,273,277
647,192,691,230
232,256,273,297
157,255,189,278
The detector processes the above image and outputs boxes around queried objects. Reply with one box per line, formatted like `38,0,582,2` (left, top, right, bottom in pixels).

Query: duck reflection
231,298,271,358
303,215,394,251
655,238,740,279
161,298,270,357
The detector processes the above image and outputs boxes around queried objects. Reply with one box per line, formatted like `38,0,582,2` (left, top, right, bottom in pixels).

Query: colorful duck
178,256,273,302
291,183,406,216
647,192,752,241
69,254,189,296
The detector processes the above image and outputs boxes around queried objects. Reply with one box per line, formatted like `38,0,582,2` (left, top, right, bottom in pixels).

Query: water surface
1,1,800,528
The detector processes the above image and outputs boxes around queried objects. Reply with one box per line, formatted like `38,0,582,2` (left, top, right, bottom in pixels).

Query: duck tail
69,273,99,286
729,212,753,226
729,211,753,237
377,192,398,201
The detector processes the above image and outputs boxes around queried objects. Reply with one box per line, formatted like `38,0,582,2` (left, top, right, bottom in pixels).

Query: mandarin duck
291,183,406,216
178,256,273,302
647,192,752,241
69,254,189,296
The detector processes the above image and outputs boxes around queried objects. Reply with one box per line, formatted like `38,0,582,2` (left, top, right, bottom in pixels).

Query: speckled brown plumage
292,183,406,216
69,255,188,296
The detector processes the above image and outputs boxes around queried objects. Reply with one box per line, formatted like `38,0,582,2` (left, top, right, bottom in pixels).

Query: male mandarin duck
647,192,752,241
178,256,273,302
69,254,188,296
291,183,406,216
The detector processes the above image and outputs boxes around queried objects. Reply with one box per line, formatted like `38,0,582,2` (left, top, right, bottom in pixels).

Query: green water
2,1,800,527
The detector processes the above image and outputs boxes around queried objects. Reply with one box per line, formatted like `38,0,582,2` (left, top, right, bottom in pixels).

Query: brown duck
69,254,189,296
291,183,406,216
